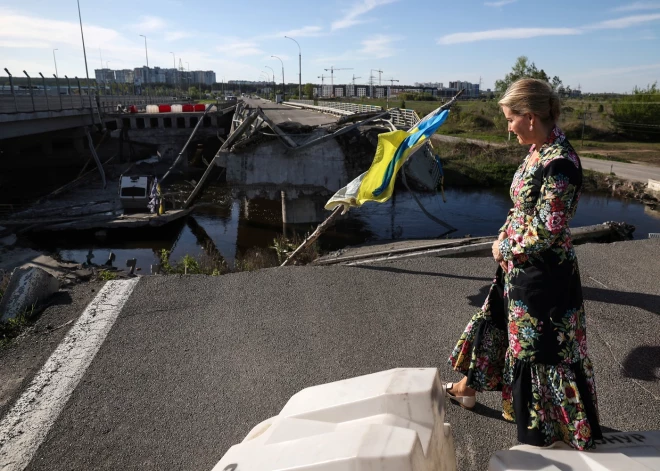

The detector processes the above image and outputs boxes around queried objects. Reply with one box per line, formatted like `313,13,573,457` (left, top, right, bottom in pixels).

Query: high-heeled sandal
444,382,476,410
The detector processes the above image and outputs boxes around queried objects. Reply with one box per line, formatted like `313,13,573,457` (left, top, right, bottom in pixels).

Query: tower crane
324,66,353,97
318,74,327,97
350,74,361,97
370,69,383,98
386,78,399,108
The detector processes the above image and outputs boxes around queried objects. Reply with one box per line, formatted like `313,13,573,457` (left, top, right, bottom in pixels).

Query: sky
1,0,659,93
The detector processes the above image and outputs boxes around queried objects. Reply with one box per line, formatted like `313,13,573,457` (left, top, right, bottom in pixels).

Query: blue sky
1,0,659,92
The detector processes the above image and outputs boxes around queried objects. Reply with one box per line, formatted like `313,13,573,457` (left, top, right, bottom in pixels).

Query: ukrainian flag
325,109,449,213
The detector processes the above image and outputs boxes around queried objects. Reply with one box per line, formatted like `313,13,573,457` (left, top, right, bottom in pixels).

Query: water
45,187,659,271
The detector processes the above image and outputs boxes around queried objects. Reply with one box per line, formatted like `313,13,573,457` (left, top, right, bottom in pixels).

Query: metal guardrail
287,99,421,128
289,99,314,106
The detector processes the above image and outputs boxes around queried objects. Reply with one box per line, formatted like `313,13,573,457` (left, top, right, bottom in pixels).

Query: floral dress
448,126,603,450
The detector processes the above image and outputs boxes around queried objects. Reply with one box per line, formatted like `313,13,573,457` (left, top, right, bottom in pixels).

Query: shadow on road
352,264,492,282
622,346,660,381
583,286,660,315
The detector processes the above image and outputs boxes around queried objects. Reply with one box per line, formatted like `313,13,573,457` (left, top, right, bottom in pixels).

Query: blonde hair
498,78,561,125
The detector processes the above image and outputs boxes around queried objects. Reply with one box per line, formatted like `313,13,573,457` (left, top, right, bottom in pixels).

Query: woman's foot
445,377,477,410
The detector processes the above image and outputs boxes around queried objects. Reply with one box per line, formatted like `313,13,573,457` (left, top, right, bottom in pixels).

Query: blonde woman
447,78,602,450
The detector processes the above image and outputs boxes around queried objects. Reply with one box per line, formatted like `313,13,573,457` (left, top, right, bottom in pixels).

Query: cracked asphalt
8,239,659,471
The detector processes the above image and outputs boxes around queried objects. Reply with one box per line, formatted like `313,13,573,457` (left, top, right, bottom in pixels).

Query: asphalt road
14,239,659,471
243,97,337,126
431,134,660,183
579,156,660,183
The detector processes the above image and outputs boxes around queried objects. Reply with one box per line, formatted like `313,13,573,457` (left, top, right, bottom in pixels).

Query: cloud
580,62,660,77
438,27,580,44
331,0,398,30
484,0,518,6
279,26,324,37
164,31,191,42
358,34,401,58
313,34,401,63
131,16,167,32
611,1,660,12
216,40,263,57
588,13,660,29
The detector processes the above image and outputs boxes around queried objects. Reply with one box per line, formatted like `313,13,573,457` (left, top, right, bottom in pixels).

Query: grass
580,152,632,163
156,233,319,275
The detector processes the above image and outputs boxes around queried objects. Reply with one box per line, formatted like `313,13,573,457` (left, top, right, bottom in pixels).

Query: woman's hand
494,232,508,272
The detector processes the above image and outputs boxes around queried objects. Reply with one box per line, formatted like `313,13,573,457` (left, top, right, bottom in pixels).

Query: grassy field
362,97,660,166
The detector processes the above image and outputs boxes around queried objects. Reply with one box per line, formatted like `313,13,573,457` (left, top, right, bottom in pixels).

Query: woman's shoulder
541,129,580,170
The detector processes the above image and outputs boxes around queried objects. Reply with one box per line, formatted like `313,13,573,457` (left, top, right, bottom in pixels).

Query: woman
446,78,602,450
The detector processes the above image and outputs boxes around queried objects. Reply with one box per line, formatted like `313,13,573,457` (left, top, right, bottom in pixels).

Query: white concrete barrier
212,368,456,471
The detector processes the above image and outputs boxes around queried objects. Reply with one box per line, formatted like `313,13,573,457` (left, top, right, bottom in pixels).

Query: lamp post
52,48,59,77
284,36,301,100
264,65,275,99
139,34,148,94
271,55,284,101
76,0,94,119
186,62,190,96
170,52,176,97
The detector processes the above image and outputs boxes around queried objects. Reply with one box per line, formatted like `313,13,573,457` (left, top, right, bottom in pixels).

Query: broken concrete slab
0,266,60,322
0,234,17,247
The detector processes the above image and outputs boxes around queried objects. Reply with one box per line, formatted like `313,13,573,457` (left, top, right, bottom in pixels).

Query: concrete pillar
281,195,325,224
184,116,191,128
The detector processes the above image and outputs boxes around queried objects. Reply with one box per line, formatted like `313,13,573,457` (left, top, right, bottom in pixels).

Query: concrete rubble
0,266,60,322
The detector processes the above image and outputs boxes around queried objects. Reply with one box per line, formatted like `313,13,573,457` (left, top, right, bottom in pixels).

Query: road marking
0,278,139,471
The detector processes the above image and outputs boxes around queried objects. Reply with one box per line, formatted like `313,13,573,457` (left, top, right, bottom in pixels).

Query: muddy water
37,186,660,272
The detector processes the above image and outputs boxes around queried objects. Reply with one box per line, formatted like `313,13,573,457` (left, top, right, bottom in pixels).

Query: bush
611,83,660,140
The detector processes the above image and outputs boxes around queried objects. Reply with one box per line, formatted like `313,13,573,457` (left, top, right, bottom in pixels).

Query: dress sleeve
499,158,580,262
498,209,513,234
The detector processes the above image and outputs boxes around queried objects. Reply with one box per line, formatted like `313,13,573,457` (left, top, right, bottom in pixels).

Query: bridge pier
40,138,53,156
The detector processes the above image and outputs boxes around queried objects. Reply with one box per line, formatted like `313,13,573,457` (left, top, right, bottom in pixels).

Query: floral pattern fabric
448,127,602,450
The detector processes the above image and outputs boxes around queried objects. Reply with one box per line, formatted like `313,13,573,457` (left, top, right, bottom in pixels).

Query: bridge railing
288,99,314,106
287,99,421,129
317,101,383,114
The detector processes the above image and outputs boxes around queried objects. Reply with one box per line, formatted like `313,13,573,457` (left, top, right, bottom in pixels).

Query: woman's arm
498,157,580,262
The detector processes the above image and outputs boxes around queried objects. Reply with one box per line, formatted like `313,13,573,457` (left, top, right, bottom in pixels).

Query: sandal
444,382,476,410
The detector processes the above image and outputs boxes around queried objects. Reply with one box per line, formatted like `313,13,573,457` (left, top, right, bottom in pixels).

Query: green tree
612,82,660,140
495,56,555,93
188,86,199,100
304,83,314,100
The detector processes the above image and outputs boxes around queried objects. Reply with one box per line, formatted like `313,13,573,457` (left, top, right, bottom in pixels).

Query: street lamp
52,48,59,77
265,65,275,99
271,55,284,101
139,34,149,94
76,0,93,115
284,36,301,100
170,52,176,96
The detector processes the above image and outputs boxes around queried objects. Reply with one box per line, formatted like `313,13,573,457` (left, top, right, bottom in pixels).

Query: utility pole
371,69,383,99
350,75,361,97
324,66,352,97
386,78,399,109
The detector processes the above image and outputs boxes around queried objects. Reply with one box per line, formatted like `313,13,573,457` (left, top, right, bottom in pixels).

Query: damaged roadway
1,238,658,471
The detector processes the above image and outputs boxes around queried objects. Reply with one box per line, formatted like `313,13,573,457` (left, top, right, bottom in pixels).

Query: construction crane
349,75,361,98
324,66,353,97
385,78,399,108
370,69,383,99
318,74,327,98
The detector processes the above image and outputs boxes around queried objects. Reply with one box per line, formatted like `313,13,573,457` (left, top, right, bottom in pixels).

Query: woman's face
502,106,534,146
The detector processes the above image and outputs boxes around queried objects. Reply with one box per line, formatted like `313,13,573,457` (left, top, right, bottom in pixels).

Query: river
33,186,659,272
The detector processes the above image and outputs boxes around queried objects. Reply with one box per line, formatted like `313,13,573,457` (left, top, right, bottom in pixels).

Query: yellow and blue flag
325,109,449,213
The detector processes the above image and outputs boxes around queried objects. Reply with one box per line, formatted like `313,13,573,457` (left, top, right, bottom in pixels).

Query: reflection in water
51,188,660,271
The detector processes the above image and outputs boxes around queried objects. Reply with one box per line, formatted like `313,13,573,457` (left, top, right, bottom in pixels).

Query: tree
612,82,660,140
188,86,199,100
495,56,558,93
304,83,314,100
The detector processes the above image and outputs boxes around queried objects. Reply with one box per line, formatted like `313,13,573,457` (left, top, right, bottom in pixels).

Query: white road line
0,278,139,471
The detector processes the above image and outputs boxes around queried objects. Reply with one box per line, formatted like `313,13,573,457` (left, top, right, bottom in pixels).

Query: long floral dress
448,126,603,450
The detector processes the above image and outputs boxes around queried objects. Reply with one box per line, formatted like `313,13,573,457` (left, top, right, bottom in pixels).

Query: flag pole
280,89,465,267
280,206,342,267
